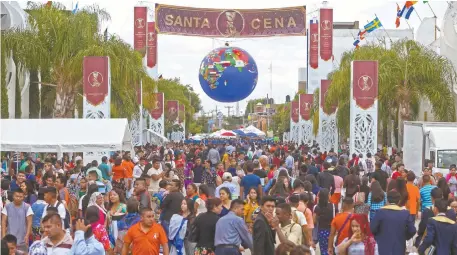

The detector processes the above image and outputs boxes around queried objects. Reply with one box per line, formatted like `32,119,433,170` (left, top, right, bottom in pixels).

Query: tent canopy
243,125,266,136
1,119,133,153
145,129,169,146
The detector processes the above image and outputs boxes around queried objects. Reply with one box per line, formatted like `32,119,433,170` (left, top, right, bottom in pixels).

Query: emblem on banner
148,31,155,42
216,10,245,37
88,71,103,87
321,20,332,30
153,100,160,109
135,18,145,29
303,102,311,111
357,75,373,91
294,108,299,115
312,33,318,42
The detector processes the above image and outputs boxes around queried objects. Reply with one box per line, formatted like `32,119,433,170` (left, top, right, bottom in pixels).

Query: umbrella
233,129,246,136
221,131,236,137
245,132,258,137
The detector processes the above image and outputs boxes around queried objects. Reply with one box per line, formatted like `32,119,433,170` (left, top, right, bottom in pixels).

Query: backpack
291,208,308,245
48,201,71,229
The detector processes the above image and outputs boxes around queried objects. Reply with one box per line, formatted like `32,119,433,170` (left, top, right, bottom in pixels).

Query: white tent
243,125,266,136
145,129,169,146
0,119,133,153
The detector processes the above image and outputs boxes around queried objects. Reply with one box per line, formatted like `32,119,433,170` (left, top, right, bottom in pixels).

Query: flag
353,39,360,48
404,5,414,19
405,1,417,8
72,2,79,14
364,17,383,33
423,1,428,3
396,3,402,28
358,30,366,40
398,4,414,21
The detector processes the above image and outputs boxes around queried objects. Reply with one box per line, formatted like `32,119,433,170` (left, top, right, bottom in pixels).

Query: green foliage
0,38,8,118
271,104,290,138
324,39,457,139
188,121,203,134
244,98,274,117
29,70,40,118
2,3,153,118
14,67,21,118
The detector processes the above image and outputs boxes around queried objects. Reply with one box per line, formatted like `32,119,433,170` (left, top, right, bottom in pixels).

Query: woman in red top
391,164,404,180
216,163,225,178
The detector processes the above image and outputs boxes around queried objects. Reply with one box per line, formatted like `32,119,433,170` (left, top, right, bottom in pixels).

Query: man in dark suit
371,190,416,255
253,196,276,255
418,198,457,254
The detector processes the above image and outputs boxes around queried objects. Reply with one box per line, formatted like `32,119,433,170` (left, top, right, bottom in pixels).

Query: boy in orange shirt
405,171,420,218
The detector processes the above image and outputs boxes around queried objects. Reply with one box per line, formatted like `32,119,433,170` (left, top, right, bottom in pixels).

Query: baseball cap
222,172,232,181
132,157,139,164
75,156,82,162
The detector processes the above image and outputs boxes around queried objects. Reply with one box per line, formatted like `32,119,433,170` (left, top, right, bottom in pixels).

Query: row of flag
353,1,429,49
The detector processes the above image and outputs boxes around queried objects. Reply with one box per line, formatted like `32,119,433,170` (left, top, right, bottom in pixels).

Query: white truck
403,121,457,176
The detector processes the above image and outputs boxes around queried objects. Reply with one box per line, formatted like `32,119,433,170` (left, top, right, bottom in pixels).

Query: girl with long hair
193,198,223,255
164,153,176,169
86,205,112,253
395,178,409,207
106,189,127,246
218,187,232,217
20,180,37,205
437,177,452,200
313,188,336,255
80,183,99,218
244,188,259,231
446,165,457,196
169,199,194,255
194,184,210,216
269,176,291,198
336,214,378,255
367,181,387,222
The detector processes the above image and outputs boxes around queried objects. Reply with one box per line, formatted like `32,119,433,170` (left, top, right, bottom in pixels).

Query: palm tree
324,39,456,145
1,2,155,118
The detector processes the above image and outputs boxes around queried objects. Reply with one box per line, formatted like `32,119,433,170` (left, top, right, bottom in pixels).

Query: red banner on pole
291,101,299,123
321,80,337,115
179,104,185,123
150,93,163,120
134,7,147,55
319,8,333,61
147,22,157,68
167,100,178,122
352,61,378,109
155,4,306,37
300,94,313,121
309,19,319,69
83,56,109,106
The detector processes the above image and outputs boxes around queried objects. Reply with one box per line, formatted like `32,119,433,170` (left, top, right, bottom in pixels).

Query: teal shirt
98,163,111,180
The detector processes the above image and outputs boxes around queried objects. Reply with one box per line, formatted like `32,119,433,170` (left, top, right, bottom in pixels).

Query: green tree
2,3,154,118
271,104,290,138
0,38,8,118
324,40,456,144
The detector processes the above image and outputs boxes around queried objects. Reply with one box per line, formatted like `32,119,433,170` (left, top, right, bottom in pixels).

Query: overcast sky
20,0,451,115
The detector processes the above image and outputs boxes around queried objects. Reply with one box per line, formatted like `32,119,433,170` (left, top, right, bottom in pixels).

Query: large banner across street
155,4,306,37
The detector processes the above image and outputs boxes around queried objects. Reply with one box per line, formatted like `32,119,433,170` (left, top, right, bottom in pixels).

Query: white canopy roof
145,129,169,146
1,119,133,153
243,125,266,136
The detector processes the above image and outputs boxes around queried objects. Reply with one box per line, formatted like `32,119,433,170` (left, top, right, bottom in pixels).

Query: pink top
334,175,344,193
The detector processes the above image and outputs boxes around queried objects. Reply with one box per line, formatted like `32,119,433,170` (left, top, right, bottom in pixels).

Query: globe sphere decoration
199,46,258,103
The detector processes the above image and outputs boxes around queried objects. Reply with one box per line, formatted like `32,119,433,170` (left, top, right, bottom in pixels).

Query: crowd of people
1,142,457,255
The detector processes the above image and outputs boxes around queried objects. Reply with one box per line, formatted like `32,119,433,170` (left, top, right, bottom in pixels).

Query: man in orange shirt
405,171,420,218
328,197,354,255
122,152,135,197
122,207,169,255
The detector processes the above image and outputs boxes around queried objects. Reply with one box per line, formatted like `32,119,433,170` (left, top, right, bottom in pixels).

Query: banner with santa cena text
82,56,111,164
134,6,147,55
319,79,338,152
319,8,333,61
350,61,378,156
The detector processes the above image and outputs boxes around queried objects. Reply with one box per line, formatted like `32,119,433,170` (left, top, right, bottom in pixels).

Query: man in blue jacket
371,190,416,255
418,198,457,255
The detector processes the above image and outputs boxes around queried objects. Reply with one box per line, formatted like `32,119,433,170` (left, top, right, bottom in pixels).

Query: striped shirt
420,185,437,211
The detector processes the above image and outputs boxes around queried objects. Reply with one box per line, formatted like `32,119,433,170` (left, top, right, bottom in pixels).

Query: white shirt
147,166,163,192
1,203,34,217
133,164,145,179
42,200,67,228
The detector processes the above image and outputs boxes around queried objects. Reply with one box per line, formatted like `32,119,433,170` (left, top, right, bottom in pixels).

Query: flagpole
427,2,437,17
375,14,393,43
414,8,422,22
405,19,412,30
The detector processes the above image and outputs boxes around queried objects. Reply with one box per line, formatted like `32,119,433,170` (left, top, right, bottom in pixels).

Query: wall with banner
299,94,314,146
290,101,300,144
350,61,378,155
319,79,338,152
82,56,111,164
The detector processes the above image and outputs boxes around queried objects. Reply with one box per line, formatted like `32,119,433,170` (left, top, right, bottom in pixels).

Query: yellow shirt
244,200,259,223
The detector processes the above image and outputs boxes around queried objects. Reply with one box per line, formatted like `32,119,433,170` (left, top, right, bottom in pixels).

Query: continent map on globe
199,46,258,102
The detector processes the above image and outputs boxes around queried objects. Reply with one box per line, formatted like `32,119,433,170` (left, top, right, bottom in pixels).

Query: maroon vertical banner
147,22,157,68
321,80,337,114
300,94,313,121
167,100,178,122
309,19,319,69
319,8,333,61
352,61,378,109
150,93,163,120
134,7,147,55
178,104,185,123
291,101,299,123
83,56,109,106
